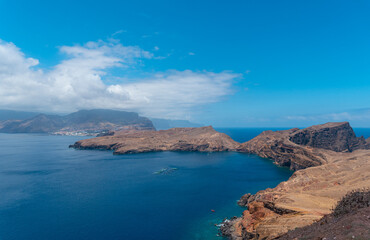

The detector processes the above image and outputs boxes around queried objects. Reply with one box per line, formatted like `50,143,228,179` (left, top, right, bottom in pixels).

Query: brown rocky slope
276,189,370,240
222,122,370,239
70,126,239,154
238,122,369,170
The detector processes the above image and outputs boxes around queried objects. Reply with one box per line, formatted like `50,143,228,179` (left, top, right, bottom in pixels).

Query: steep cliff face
70,126,240,154
289,122,368,152
238,122,369,171
238,128,327,170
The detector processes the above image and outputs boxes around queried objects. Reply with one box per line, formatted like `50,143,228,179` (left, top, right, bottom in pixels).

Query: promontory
70,126,239,154
70,122,370,239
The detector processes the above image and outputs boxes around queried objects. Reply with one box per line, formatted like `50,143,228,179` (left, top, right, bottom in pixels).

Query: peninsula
223,122,370,239
70,126,239,154
70,122,370,239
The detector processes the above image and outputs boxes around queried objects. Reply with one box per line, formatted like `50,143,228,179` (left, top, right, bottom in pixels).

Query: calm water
0,128,368,240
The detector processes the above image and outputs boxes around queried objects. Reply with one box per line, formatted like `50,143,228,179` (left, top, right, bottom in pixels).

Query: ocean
0,128,368,240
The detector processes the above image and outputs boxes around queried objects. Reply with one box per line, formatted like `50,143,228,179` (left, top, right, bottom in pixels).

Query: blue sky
1,0,370,127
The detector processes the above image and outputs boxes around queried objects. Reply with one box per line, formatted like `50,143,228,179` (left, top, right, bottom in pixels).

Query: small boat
153,167,178,175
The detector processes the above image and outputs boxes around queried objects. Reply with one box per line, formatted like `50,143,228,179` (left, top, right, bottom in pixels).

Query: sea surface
0,128,368,240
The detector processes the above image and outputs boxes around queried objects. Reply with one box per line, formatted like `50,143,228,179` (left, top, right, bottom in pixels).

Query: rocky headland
222,122,370,239
70,126,239,154
237,122,369,171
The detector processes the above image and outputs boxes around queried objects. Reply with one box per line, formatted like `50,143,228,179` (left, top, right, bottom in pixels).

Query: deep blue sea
0,128,368,240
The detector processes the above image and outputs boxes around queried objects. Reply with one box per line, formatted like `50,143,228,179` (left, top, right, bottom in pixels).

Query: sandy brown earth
222,122,370,239
276,190,370,240
222,149,370,239
70,126,240,154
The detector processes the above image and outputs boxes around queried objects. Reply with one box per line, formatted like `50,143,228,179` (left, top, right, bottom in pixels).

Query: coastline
69,122,370,239
219,123,370,239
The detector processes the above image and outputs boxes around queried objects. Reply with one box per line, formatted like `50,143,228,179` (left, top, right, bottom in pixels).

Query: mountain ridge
0,109,155,134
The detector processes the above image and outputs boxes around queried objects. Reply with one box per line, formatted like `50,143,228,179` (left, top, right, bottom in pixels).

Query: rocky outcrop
289,122,369,152
223,122,370,240
238,122,370,170
238,128,328,170
70,126,240,154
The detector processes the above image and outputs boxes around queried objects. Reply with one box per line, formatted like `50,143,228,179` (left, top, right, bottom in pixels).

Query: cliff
70,126,240,154
222,122,370,239
289,122,368,152
238,122,370,170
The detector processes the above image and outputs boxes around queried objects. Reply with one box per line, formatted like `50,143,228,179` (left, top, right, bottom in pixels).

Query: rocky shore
222,122,370,239
70,121,370,239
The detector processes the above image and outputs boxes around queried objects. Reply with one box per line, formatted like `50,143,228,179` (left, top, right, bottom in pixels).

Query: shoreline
69,122,370,239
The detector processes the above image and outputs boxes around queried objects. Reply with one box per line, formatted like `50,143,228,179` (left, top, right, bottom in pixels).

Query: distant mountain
0,109,155,134
0,110,39,121
150,118,203,130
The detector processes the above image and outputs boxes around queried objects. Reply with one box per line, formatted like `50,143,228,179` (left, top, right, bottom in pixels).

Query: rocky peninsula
70,122,370,239
70,126,239,154
222,122,370,239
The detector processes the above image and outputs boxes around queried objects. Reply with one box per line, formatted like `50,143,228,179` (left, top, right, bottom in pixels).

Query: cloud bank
285,108,370,127
0,39,238,119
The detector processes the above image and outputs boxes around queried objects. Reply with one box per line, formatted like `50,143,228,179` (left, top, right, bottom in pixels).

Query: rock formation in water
70,126,240,154
222,122,370,240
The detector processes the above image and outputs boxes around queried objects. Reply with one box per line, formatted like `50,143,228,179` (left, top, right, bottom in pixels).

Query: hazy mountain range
150,118,203,130
0,109,202,134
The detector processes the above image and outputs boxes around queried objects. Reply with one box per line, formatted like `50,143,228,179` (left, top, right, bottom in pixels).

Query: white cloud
188,52,195,56
112,30,127,36
0,39,238,119
285,109,370,126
